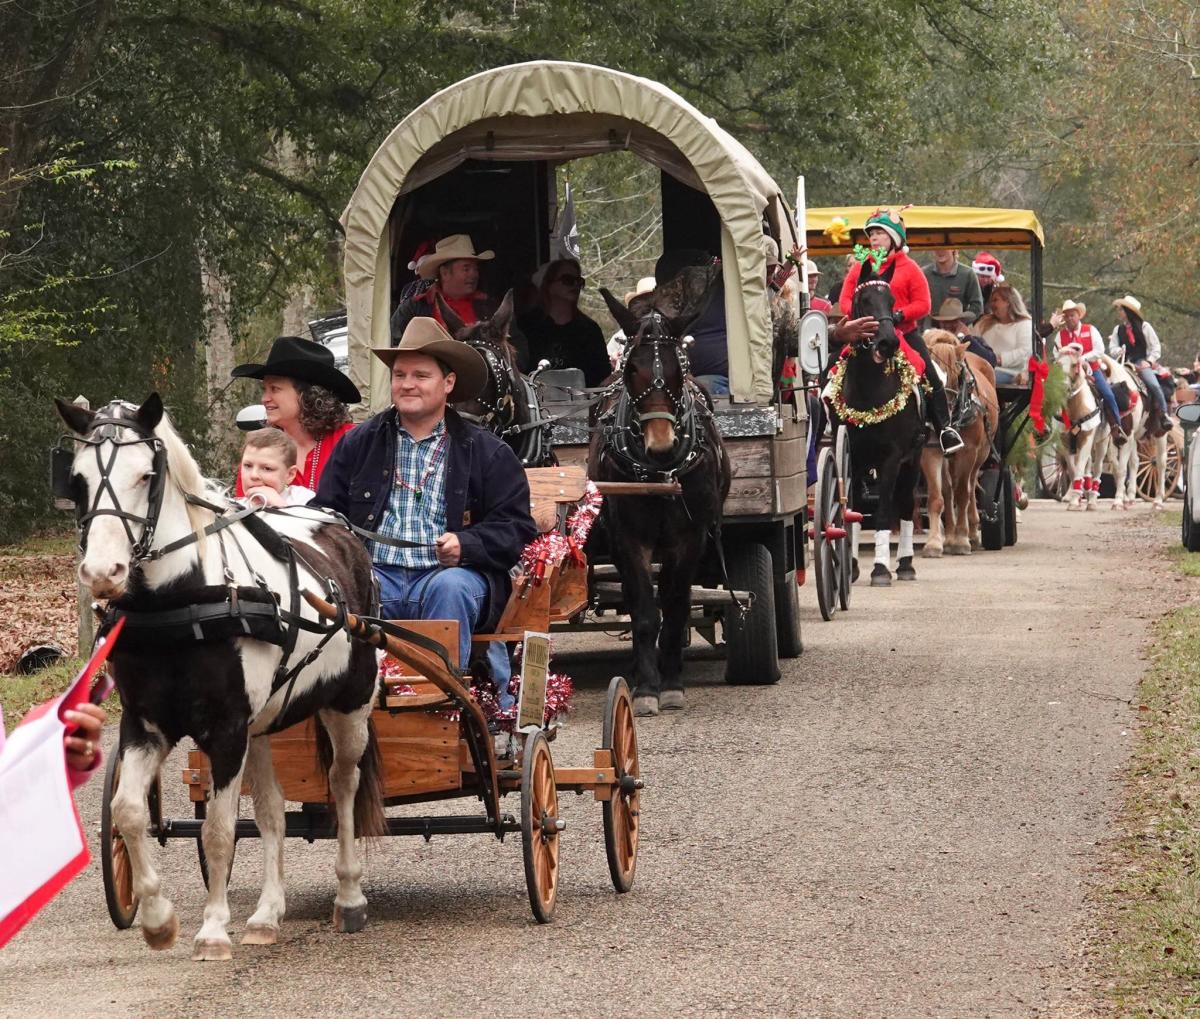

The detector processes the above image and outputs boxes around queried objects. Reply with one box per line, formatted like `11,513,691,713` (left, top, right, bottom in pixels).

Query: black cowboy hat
232,335,360,404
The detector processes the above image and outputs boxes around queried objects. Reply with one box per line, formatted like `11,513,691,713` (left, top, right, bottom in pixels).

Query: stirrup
939,428,965,454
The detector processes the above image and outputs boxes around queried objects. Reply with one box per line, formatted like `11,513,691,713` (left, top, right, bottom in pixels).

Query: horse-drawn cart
100,467,642,929
807,206,1047,550
338,61,810,686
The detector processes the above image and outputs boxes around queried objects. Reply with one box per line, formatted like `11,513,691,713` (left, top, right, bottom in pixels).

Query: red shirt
235,421,354,497
838,250,931,337
416,286,487,328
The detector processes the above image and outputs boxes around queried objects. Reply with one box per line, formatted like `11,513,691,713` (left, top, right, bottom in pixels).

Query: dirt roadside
0,502,1168,1018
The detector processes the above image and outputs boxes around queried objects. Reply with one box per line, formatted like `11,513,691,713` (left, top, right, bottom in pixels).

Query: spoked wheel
601,677,641,893
521,730,561,923
1137,428,1183,502
813,447,837,621
101,750,160,930
835,428,854,610
1037,433,1071,501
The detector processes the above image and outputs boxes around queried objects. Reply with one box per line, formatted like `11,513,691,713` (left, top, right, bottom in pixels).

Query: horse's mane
923,328,964,379
154,410,219,560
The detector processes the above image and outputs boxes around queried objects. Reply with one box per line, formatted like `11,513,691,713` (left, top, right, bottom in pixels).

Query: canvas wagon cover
341,61,797,405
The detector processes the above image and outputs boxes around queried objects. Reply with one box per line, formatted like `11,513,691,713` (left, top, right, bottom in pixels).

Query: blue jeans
374,564,513,709
1138,366,1169,417
696,373,730,396
1088,365,1121,423
994,367,1019,385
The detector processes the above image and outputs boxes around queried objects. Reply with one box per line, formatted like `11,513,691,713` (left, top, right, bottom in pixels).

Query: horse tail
314,714,388,839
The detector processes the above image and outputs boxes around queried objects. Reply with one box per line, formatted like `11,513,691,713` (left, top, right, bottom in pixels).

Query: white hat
1112,295,1143,316
804,258,820,276
415,234,495,280
623,276,656,305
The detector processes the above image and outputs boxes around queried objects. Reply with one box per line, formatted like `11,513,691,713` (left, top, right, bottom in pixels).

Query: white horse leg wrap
898,518,914,559
851,521,861,564
874,528,891,566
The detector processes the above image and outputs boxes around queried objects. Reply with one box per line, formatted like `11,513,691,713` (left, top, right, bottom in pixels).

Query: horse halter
54,401,167,562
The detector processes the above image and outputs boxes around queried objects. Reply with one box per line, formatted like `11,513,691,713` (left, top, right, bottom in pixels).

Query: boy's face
240,445,298,493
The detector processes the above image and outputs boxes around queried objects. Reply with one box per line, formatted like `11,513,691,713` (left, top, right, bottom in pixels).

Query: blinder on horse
456,338,555,466
53,400,168,561
597,312,714,483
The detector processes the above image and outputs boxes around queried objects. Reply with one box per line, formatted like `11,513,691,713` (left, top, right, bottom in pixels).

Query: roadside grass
0,532,74,558
1095,526,1200,1014
1,657,87,734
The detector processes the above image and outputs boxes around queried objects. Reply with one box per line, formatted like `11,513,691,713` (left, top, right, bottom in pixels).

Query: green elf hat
864,206,909,252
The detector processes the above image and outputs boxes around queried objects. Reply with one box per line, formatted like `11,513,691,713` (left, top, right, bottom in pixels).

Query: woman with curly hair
231,335,359,496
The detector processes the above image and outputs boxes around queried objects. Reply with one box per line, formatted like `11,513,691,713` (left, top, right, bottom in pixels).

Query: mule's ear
135,392,164,433
857,256,874,283
600,287,640,336
492,289,514,336
55,398,96,436
435,292,469,339
880,260,896,283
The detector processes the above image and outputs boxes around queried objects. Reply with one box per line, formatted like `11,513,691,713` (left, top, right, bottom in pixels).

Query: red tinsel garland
1028,356,1050,435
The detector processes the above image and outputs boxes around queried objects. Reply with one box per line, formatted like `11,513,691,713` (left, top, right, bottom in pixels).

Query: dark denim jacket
312,407,536,628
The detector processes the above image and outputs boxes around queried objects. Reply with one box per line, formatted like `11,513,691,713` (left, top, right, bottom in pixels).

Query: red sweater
838,251,931,338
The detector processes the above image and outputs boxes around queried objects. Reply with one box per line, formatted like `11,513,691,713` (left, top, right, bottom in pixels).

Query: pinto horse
592,277,730,717
437,290,555,466
1055,344,1111,510
828,258,926,586
920,329,998,556
55,394,384,961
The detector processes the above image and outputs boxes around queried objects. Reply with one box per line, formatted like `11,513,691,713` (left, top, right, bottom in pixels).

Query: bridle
850,278,896,351
54,401,168,562
598,312,713,483
457,338,555,466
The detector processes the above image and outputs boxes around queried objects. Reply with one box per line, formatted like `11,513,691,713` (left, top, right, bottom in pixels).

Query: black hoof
896,556,917,581
869,563,892,587
851,558,860,583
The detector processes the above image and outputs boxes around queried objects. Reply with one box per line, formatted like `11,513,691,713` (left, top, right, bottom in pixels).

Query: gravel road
0,501,1164,1017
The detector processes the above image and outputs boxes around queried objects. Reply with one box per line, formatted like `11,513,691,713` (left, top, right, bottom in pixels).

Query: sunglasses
553,274,585,287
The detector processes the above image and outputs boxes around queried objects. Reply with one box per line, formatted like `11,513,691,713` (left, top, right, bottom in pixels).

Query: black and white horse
56,394,384,961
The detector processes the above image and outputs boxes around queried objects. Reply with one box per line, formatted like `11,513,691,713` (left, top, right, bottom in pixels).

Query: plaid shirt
370,418,448,569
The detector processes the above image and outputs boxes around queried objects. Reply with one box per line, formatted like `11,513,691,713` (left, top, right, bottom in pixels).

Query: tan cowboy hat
1058,299,1087,317
930,298,976,325
372,317,488,401
414,234,495,280
623,276,656,305
1112,294,1143,316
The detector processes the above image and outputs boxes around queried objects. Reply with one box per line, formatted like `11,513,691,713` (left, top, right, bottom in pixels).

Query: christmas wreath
826,347,926,426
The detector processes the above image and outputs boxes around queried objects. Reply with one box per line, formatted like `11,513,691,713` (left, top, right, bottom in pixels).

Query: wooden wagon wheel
521,730,561,923
813,447,837,622
100,750,160,929
601,677,641,893
1137,428,1183,502
1037,435,1071,501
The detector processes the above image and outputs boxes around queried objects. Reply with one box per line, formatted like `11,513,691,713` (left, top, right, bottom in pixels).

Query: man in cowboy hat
929,298,996,367
390,234,498,341
923,249,984,330
313,317,537,706
1052,298,1128,444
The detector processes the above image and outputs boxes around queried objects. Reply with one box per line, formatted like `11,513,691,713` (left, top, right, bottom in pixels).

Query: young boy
239,428,314,506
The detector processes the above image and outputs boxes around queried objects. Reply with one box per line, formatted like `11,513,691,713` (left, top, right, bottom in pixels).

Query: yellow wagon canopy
806,206,1044,256
341,60,798,406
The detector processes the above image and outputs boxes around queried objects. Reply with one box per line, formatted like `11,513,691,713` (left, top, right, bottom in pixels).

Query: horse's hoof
869,564,892,587
632,695,660,717
921,545,942,559
945,544,968,556
659,689,685,711
240,924,279,946
895,557,917,581
1154,502,1165,511
1085,501,1096,512
191,937,233,962
333,903,368,934
142,913,179,951
851,558,860,583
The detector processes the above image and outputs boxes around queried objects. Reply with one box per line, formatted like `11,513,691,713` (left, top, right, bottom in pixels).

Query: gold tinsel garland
828,348,927,426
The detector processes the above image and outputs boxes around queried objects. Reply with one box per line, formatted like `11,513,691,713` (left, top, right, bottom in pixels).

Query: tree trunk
201,260,240,464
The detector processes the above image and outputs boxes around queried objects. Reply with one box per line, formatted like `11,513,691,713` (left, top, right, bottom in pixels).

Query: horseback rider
313,317,538,708
1051,299,1127,446
838,208,965,454
1108,295,1173,435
